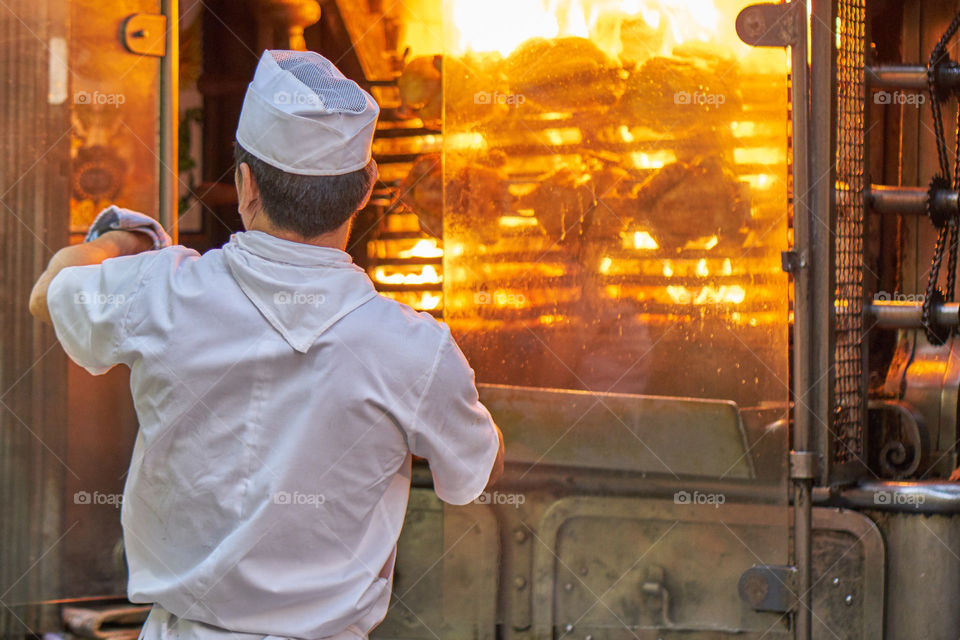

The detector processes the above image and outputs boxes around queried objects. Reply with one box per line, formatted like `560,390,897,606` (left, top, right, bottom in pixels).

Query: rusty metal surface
478,384,757,479
871,510,960,639
396,460,884,640
372,489,499,639
69,0,162,229
532,497,791,637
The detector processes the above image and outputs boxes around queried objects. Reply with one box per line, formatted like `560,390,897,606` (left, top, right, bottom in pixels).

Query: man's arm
29,230,153,324
484,424,505,490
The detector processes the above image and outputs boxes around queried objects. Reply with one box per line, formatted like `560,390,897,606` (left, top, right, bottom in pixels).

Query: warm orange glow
398,238,444,258
633,230,659,250
543,128,583,145
448,0,729,59
500,216,540,228
630,151,675,170
734,147,785,165
666,284,747,305
683,235,719,251
418,292,442,310
373,265,442,286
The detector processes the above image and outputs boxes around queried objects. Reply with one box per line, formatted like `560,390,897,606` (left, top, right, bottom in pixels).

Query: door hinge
790,450,819,480
121,13,167,57
739,565,797,613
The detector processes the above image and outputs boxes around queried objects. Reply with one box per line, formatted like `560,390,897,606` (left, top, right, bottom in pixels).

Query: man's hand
29,230,154,324
950,466,960,482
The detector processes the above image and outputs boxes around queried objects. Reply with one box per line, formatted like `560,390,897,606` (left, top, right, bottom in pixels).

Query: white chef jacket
46,230,500,640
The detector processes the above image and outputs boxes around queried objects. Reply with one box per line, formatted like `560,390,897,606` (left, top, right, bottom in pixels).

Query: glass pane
442,0,790,410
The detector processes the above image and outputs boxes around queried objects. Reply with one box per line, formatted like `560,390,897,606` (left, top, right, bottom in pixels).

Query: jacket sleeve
407,325,500,505
46,251,158,375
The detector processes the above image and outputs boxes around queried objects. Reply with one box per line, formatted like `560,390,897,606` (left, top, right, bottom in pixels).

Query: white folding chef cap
236,50,379,176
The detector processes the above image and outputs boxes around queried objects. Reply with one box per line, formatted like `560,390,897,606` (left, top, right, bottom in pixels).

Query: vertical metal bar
159,0,179,243
790,0,814,637
810,0,838,489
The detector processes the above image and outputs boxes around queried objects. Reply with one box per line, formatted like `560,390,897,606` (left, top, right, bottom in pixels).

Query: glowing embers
665,284,746,305
416,292,443,310
372,264,442,286
598,249,769,312
381,291,443,311
397,238,444,258
632,230,659,250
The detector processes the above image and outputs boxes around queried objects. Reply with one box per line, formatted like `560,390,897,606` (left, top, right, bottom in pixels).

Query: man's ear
237,162,261,220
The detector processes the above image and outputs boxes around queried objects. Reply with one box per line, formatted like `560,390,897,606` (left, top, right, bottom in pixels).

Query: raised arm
29,230,153,324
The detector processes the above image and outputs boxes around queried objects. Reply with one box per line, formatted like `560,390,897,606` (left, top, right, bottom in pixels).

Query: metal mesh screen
834,0,866,464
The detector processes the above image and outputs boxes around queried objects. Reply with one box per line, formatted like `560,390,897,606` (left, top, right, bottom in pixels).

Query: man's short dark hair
233,142,377,238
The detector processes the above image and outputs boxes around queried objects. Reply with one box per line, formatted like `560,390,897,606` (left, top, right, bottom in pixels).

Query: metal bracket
781,250,807,274
121,13,167,57
736,3,796,48
738,565,797,613
641,566,676,628
790,451,819,480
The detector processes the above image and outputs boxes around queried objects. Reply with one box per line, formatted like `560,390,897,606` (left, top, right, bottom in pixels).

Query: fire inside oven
371,0,790,407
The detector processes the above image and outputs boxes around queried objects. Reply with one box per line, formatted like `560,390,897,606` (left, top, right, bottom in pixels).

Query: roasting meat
399,153,512,244
505,37,624,111
632,155,748,246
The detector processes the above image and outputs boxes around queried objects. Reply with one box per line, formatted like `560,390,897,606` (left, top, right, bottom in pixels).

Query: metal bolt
514,528,528,543
844,594,853,606
564,623,574,632
832,577,840,586
580,566,589,576
514,576,527,590
564,582,573,591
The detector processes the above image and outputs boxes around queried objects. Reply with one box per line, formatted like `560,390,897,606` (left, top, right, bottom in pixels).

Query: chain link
921,11,960,344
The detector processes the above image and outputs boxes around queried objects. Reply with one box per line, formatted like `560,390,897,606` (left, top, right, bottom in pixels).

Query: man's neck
247,217,352,250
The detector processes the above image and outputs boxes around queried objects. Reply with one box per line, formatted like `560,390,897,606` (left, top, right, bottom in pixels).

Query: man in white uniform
29,50,504,640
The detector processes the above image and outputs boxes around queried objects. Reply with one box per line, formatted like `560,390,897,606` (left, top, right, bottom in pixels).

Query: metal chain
949,109,960,300
921,10,960,343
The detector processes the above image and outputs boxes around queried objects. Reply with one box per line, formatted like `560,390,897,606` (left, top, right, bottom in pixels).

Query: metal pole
867,300,960,328
793,0,829,636
159,0,178,243
868,63,960,91
868,183,959,217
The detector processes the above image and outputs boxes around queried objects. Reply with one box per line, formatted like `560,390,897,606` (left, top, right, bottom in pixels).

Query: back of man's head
234,144,377,237
234,50,380,238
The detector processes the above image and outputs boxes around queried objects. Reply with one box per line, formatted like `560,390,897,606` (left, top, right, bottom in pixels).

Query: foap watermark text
273,491,326,508
474,91,525,106
74,490,123,508
74,91,126,107
874,491,925,509
874,90,925,106
674,90,726,106
674,490,726,508
475,491,525,508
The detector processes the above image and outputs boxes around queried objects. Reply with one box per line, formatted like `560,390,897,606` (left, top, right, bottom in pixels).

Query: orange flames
447,0,762,62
